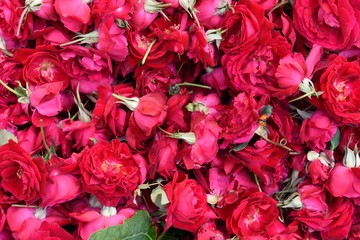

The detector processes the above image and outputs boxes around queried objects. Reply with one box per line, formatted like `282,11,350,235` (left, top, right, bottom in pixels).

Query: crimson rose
79,139,147,206
0,140,46,204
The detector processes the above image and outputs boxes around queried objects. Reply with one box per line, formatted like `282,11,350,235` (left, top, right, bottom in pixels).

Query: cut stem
39,119,50,153
175,82,211,90
0,79,22,97
141,39,157,65
288,89,316,103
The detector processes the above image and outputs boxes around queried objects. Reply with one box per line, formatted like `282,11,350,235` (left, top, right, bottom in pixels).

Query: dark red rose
164,172,216,233
319,55,360,124
14,45,70,90
293,0,360,50
0,140,46,204
79,139,147,206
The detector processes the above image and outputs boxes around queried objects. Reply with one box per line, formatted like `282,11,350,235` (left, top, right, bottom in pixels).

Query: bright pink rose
327,163,360,198
79,139,147,206
300,110,337,151
54,0,91,32
319,55,360,124
195,0,231,28
293,0,360,50
96,16,129,62
126,92,167,152
179,113,221,169
164,172,216,233
196,221,225,240
6,206,71,240
0,140,46,204
33,0,58,21
40,155,81,207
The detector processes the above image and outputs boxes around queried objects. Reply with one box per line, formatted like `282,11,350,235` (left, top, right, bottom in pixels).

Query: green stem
0,79,22,97
141,39,157,65
59,37,85,47
288,90,315,103
11,204,39,208
175,82,211,90
254,174,262,192
39,119,50,152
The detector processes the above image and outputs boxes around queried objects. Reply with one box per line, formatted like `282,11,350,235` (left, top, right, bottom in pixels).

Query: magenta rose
293,0,360,50
299,110,337,151
319,55,360,124
79,139,147,206
0,140,46,204
163,172,216,233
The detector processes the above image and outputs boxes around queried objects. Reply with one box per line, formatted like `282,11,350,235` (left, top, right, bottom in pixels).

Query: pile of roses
0,0,360,239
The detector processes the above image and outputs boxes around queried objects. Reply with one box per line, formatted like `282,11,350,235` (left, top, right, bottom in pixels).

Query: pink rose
164,172,216,233
54,0,91,32
327,163,360,198
300,110,337,151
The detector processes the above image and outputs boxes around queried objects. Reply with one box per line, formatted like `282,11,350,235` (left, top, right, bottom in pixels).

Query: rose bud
54,0,91,32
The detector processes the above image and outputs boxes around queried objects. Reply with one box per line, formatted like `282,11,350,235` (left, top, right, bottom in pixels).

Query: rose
319,55,360,124
219,93,267,148
299,110,337,151
54,0,91,32
14,45,70,89
134,63,181,96
59,45,114,94
180,113,221,169
6,206,71,240
292,195,354,239
70,207,135,240
293,0,360,50
219,0,270,53
126,91,167,152
222,33,291,95
79,139,147,206
40,155,81,207
326,163,360,198
163,172,216,233
0,140,46,204
223,191,279,237
96,16,129,62
148,131,178,179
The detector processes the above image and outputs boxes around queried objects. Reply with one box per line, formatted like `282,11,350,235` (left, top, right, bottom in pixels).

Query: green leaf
231,142,248,152
89,210,157,240
259,105,273,117
329,128,340,151
0,129,18,146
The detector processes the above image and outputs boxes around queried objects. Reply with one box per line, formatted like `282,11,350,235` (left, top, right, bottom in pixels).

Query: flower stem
0,79,22,97
141,39,157,65
175,82,211,90
288,90,316,103
39,119,50,153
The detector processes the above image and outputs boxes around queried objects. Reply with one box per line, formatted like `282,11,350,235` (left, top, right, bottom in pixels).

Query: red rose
220,0,270,53
293,0,360,50
79,139,147,206
126,92,167,152
14,45,70,89
300,110,337,151
164,172,216,233
319,56,360,124
0,140,46,204
59,45,114,94
223,191,279,237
